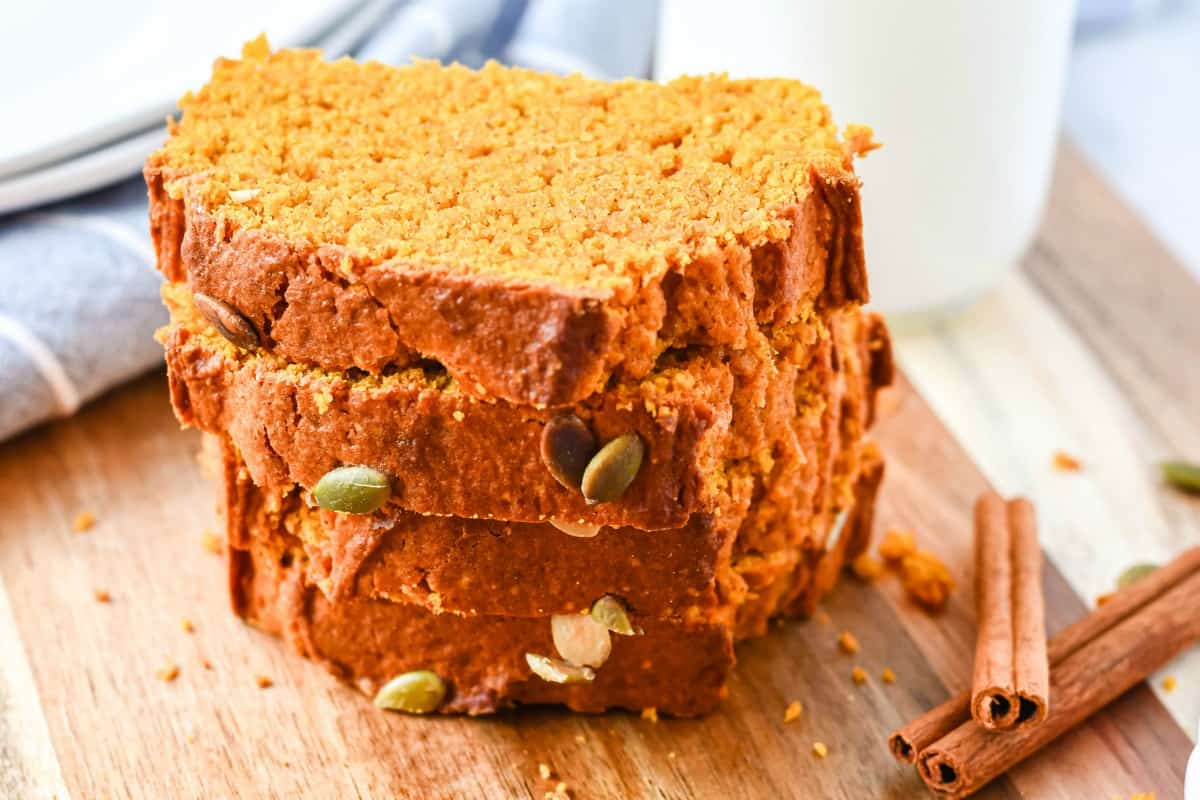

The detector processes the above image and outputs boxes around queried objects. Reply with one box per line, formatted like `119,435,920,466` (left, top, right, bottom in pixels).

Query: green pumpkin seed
590,595,639,636
525,653,595,684
313,465,392,514
1162,461,1200,494
373,670,446,713
193,292,259,350
1116,562,1159,590
580,433,645,504
540,414,597,490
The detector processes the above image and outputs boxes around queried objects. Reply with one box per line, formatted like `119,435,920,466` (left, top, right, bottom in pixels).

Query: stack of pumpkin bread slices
146,39,892,716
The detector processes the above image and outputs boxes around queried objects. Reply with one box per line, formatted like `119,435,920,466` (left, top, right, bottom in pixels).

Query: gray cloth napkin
0,0,658,442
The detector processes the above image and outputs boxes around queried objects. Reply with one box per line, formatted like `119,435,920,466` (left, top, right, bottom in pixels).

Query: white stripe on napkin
0,313,81,416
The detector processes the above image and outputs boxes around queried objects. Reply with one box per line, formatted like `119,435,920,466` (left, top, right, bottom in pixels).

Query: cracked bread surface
145,43,895,717
229,442,883,717
162,286,886,531
215,309,890,629
146,38,874,405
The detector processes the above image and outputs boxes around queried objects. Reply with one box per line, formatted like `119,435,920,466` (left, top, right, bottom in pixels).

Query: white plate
0,0,396,216
0,0,361,180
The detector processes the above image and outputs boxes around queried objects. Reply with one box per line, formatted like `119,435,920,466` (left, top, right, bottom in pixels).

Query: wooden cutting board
0,149,1193,799
0,374,1189,800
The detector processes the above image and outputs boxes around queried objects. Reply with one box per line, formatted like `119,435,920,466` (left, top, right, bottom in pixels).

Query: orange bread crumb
901,551,955,610
150,38,862,292
878,529,916,563
201,530,223,555
1053,451,1082,472
850,552,884,580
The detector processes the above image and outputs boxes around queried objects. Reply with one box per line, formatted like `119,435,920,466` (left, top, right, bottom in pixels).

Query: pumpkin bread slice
147,39,876,406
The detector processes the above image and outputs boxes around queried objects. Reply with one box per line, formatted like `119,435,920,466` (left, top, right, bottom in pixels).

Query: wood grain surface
0,373,1185,799
0,143,1194,799
898,143,1200,732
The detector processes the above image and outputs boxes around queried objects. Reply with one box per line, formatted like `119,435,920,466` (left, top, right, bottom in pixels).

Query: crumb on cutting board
72,512,96,532
900,550,955,611
878,529,916,563
850,553,884,580
1052,450,1082,472
783,700,803,724
201,530,223,554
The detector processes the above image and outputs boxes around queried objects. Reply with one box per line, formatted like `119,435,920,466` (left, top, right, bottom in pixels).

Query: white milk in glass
656,1,1077,320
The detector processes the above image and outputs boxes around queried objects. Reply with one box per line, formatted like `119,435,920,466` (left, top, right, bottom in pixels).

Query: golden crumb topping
150,37,862,293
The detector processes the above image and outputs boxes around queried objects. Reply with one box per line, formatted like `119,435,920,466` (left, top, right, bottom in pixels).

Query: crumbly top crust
150,36,869,294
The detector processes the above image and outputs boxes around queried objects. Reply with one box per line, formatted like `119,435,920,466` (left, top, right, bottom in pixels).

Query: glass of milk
655,1,1077,321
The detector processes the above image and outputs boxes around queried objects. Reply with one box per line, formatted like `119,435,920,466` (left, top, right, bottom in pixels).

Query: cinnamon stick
970,494,1048,730
889,545,1200,763
918,565,1200,797
887,693,970,763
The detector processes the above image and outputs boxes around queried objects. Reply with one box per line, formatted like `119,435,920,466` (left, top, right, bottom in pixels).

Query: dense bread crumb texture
146,39,895,717
229,441,884,716
216,312,872,627
213,299,888,635
146,38,874,405
154,36,864,289
163,285,890,532
232,533,735,716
